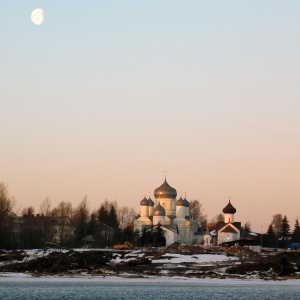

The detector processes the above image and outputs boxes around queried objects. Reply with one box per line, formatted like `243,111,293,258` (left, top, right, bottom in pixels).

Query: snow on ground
150,253,237,264
0,272,299,286
108,252,237,265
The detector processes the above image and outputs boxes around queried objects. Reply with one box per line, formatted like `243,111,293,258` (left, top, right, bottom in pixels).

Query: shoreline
1,272,300,286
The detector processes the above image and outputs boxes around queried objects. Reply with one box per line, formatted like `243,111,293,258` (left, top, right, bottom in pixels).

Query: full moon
31,8,44,25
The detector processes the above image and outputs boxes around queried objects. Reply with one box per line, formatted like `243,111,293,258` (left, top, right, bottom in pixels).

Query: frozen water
0,280,300,300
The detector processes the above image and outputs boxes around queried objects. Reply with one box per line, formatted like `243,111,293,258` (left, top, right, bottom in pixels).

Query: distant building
134,176,243,247
134,177,198,245
217,199,241,245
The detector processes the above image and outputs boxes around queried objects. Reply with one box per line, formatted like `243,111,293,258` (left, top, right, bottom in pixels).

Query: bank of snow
0,272,300,286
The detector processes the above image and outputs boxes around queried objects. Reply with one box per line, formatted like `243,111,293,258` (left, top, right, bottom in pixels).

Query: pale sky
1,1,300,232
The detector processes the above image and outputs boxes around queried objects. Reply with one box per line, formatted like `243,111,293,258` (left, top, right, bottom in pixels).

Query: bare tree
52,201,73,246
38,197,55,246
39,197,52,216
22,206,35,216
271,214,283,236
118,206,136,229
21,206,38,248
189,200,207,229
210,213,224,224
0,183,15,247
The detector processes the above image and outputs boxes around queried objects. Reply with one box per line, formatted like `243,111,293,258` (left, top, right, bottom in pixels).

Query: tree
292,218,300,243
271,214,283,236
140,227,147,246
153,223,166,247
118,206,136,229
210,213,224,224
270,213,283,248
267,224,275,236
240,221,252,237
140,227,153,247
73,197,89,246
120,223,135,244
189,200,207,229
280,215,290,237
279,215,290,248
38,198,54,246
109,205,119,229
20,206,39,248
22,206,35,217
263,224,277,248
0,183,15,248
87,211,98,236
52,201,73,246
244,221,252,232
98,205,109,226
39,197,52,216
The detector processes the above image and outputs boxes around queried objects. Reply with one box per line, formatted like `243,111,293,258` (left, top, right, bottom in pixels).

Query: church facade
134,177,198,245
134,177,241,246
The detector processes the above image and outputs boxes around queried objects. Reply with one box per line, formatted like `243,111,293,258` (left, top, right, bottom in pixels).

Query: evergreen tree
121,224,135,244
153,223,166,247
280,215,290,237
145,228,153,246
109,205,119,229
292,217,300,243
265,224,276,247
267,224,275,236
98,205,109,226
87,212,98,236
279,215,290,248
73,197,89,247
140,228,147,246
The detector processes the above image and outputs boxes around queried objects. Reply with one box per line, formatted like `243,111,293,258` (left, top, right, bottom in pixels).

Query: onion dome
148,197,154,206
153,203,165,216
183,198,190,207
140,197,149,206
176,197,184,206
154,178,177,198
223,200,236,214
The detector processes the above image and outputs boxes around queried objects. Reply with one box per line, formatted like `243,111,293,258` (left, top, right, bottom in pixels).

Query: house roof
221,225,238,233
161,225,178,233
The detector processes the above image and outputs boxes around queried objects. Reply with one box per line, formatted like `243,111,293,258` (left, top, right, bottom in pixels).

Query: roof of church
221,225,238,233
148,197,154,206
176,197,184,206
140,197,149,206
154,177,177,199
223,200,236,214
160,225,178,233
183,198,190,207
153,203,166,216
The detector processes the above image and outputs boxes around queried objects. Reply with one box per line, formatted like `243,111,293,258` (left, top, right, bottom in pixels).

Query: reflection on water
0,281,299,300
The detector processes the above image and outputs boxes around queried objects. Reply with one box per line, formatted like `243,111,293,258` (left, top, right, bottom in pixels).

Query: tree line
1,182,298,249
263,213,300,248
0,183,137,249
0,183,210,249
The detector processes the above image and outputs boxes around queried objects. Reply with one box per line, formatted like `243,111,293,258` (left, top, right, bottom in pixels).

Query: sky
1,1,300,232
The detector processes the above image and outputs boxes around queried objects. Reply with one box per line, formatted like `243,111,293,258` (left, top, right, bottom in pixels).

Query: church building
134,176,241,246
217,199,241,245
134,177,198,245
